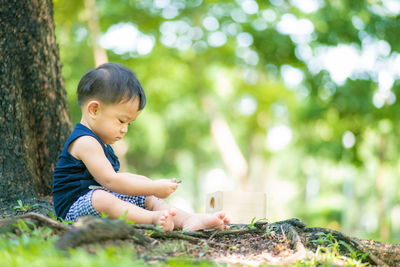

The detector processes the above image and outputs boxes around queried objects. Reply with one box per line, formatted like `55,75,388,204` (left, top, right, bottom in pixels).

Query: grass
12,200,38,213
0,219,217,267
0,236,141,267
0,219,147,267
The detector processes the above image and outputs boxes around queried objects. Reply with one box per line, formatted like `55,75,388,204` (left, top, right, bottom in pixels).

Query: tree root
0,212,68,234
266,218,309,264
301,227,392,266
55,216,152,250
353,237,400,266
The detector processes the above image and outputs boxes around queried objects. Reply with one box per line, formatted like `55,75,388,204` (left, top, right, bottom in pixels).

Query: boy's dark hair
77,63,146,110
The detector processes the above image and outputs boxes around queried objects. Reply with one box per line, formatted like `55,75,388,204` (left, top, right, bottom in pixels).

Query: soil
0,197,54,219
77,225,299,265
151,230,296,265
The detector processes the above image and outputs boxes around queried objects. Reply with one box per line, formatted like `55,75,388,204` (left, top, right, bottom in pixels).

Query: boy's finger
171,178,182,183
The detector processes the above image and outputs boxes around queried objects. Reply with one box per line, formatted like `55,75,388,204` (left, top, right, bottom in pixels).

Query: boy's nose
121,125,128,133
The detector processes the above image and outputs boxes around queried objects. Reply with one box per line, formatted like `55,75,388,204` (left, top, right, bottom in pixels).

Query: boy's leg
91,190,176,231
145,196,230,231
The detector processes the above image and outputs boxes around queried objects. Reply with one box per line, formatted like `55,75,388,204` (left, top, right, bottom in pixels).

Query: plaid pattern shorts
65,186,147,222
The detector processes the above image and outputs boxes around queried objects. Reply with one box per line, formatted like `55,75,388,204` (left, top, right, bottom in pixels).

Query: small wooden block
206,191,267,224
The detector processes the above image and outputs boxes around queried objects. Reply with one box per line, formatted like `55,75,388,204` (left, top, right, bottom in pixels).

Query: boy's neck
80,117,92,132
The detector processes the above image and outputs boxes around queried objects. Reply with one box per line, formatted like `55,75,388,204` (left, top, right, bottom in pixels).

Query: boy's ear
87,100,101,118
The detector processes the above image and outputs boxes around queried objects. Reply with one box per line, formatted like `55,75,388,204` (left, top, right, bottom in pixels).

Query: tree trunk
376,136,389,240
201,97,248,190
0,0,72,202
84,0,108,67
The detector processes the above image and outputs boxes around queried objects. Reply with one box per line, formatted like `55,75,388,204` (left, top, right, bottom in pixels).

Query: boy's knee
145,195,157,210
91,189,116,213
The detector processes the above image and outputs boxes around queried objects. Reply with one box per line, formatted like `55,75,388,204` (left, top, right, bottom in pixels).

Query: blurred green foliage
53,0,400,241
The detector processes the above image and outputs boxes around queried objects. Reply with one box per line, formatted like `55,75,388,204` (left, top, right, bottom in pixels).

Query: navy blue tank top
52,123,120,219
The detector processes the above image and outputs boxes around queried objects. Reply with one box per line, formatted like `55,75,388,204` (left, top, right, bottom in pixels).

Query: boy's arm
70,136,177,198
118,172,180,183
118,172,151,182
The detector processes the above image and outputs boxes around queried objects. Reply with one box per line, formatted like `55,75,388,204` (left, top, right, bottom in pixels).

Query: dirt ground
138,229,297,265
78,226,297,265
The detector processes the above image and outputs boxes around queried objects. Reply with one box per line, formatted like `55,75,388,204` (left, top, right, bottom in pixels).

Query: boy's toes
216,211,226,220
169,208,177,217
223,216,230,225
160,212,169,225
159,211,175,231
215,211,230,229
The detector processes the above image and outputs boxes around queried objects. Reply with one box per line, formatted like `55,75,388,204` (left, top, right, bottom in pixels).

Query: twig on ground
207,230,218,241
280,225,286,240
212,227,264,237
0,212,69,234
150,230,202,243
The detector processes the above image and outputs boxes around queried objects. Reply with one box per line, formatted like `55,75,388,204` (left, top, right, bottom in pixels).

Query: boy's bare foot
152,208,176,231
182,211,230,231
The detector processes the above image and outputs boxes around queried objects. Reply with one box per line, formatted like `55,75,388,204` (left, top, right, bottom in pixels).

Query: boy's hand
153,178,179,198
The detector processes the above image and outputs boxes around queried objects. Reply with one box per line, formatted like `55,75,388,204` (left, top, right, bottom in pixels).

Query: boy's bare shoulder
68,135,103,160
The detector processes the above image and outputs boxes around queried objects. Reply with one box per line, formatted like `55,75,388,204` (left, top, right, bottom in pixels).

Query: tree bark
0,0,72,202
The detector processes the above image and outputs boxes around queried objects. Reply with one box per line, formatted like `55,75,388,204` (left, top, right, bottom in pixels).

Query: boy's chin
110,138,122,144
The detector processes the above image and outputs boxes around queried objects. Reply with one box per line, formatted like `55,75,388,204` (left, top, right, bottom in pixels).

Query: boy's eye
119,119,125,124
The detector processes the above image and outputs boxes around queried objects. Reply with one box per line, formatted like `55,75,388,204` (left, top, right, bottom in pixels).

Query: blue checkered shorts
65,186,147,222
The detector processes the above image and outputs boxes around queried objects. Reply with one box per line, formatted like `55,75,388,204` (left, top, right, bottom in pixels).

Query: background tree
0,0,71,203
55,0,400,241
2,0,399,243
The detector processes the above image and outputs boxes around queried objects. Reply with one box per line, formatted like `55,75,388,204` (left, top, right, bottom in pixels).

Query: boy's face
92,97,141,144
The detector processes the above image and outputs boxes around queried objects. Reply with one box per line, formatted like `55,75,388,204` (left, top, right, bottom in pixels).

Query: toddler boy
53,63,230,231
